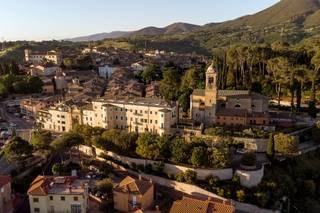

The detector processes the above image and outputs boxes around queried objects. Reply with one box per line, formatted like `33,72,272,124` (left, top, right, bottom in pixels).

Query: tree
207,147,230,168
170,137,189,163
96,178,113,194
310,51,320,103
0,82,8,97
51,132,84,163
266,133,275,157
141,63,161,83
27,76,43,93
136,133,161,160
190,146,206,167
4,137,33,162
52,163,63,175
51,132,84,151
308,101,318,118
31,130,52,149
274,133,298,154
160,68,181,101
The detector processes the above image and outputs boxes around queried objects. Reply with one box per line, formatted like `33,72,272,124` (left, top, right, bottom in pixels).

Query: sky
0,0,279,41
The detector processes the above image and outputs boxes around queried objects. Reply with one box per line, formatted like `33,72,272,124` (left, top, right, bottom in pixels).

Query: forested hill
101,0,320,55
216,0,320,28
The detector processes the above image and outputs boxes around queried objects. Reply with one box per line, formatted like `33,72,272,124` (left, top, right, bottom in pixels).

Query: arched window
235,104,241,108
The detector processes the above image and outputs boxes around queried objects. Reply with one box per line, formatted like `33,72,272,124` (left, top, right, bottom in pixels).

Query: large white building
25,49,62,65
82,97,177,135
37,97,178,135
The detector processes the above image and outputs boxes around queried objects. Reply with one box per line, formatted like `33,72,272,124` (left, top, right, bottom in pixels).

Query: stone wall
79,145,233,180
79,145,277,213
129,170,278,213
235,166,264,188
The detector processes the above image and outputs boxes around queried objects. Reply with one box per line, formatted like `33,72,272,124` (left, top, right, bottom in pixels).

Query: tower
204,63,218,125
24,49,30,62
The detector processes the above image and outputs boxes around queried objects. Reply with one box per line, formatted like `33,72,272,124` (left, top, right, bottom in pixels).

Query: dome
207,63,217,74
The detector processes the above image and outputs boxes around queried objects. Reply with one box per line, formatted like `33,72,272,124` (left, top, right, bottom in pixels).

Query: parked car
9,122,17,128
0,131,12,139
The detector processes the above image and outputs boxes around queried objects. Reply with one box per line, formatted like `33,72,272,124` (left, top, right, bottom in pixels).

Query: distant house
98,65,117,79
170,196,235,213
25,49,62,65
131,61,147,72
0,175,13,213
41,77,55,94
113,176,154,212
146,81,160,98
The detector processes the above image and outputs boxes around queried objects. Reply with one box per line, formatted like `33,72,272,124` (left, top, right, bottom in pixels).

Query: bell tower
204,63,218,125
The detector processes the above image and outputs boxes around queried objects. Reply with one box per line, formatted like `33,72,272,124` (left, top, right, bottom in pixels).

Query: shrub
183,170,197,184
236,189,246,202
96,178,113,194
274,133,298,154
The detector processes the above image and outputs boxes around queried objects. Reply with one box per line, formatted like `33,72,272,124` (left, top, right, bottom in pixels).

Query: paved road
0,103,32,130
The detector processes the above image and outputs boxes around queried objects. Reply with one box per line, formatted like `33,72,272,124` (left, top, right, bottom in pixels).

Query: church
190,64,269,127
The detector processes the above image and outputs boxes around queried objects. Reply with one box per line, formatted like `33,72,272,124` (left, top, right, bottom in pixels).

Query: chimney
69,186,72,193
149,178,153,184
138,175,142,180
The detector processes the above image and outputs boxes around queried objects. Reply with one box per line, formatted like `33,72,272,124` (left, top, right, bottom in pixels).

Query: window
34,208,40,212
49,196,53,201
155,120,158,124
235,104,241,108
150,120,152,124
62,126,66,131
161,114,164,117
61,196,65,201
33,198,39,203
71,204,81,213
155,112,158,115
61,115,65,119
116,116,118,120
74,196,78,201
144,119,147,123
150,111,152,114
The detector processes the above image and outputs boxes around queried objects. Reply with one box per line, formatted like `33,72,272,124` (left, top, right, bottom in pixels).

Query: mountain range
67,0,320,43
67,22,202,42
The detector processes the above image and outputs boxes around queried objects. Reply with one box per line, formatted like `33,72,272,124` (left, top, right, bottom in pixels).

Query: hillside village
1,0,320,213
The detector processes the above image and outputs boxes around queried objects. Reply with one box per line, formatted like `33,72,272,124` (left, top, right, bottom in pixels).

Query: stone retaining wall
79,145,233,180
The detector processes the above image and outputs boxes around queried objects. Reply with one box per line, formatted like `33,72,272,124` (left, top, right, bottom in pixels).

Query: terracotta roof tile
114,176,153,195
169,196,235,213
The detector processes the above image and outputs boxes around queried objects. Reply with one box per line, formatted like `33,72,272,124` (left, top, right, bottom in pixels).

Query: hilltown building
113,176,154,212
190,64,269,126
25,49,62,65
27,176,89,213
37,96,177,135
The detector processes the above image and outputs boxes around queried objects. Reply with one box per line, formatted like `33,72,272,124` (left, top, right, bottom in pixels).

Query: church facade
190,64,269,127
